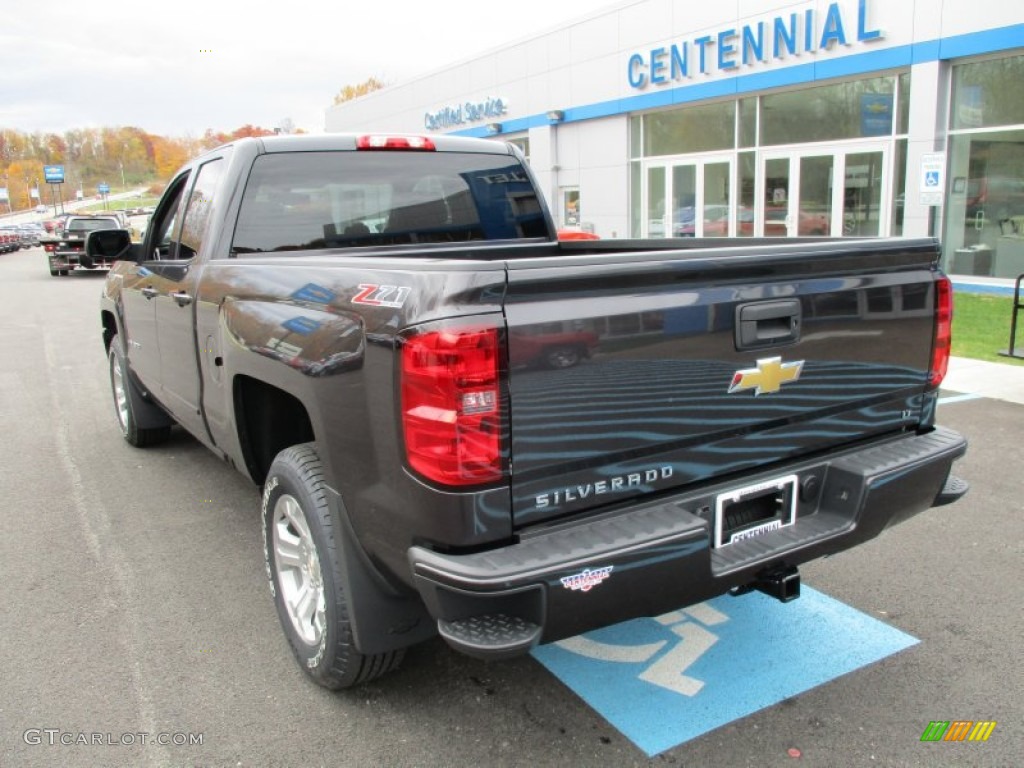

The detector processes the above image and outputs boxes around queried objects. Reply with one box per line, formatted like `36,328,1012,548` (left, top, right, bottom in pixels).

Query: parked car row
0,222,46,251
0,230,19,253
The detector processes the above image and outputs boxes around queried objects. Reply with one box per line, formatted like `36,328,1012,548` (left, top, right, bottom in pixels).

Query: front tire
262,444,404,689
108,335,171,447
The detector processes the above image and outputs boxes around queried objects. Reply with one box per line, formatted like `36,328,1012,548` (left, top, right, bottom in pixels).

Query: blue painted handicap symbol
531,586,918,757
925,171,941,188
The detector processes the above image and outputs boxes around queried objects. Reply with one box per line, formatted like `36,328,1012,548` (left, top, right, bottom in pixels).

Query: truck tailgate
503,239,941,528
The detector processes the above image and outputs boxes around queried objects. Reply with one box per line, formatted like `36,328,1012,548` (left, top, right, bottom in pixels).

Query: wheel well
101,310,118,352
234,376,315,484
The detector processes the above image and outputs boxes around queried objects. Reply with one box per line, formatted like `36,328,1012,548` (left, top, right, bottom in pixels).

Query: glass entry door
644,156,733,237
842,150,886,236
759,145,888,237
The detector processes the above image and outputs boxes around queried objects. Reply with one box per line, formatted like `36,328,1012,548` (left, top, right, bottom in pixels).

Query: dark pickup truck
94,133,967,690
42,214,122,276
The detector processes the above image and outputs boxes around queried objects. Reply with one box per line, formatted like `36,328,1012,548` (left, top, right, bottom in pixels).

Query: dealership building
325,0,1024,277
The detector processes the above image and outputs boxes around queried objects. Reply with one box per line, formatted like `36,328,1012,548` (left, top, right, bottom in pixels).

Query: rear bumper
51,251,112,269
408,426,967,659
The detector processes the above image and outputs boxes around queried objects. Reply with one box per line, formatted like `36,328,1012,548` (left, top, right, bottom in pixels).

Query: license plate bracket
714,474,798,548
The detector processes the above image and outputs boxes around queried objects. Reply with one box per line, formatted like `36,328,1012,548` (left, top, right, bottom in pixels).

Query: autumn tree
0,120,306,210
4,160,45,209
332,76,388,105
150,135,190,180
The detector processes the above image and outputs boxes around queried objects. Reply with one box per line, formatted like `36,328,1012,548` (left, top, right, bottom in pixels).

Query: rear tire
263,444,404,689
108,335,172,447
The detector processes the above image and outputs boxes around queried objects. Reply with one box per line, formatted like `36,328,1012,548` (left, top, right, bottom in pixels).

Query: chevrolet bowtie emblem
728,357,804,396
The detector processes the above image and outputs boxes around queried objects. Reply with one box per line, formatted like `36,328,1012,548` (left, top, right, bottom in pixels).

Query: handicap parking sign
919,153,946,206
532,587,918,757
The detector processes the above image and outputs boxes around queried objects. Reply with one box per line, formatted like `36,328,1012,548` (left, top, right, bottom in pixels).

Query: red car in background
509,323,599,369
751,206,829,236
557,228,600,241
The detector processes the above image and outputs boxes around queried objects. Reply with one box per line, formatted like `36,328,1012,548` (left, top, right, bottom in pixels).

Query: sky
0,0,612,138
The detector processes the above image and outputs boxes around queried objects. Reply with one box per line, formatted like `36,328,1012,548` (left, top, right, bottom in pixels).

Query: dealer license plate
713,474,798,548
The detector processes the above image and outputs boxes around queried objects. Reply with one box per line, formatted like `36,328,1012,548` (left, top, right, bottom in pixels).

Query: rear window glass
231,150,548,254
67,218,119,232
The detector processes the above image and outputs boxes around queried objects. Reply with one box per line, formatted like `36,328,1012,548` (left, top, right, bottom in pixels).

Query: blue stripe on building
451,23,1024,139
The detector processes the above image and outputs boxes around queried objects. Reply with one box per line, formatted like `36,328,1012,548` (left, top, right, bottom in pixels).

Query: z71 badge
352,284,410,309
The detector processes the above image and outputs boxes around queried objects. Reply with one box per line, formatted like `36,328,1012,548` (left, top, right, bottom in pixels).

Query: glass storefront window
703,162,730,238
801,155,835,234
843,152,884,236
891,139,907,236
944,130,1024,277
630,161,642,236
952,55,1024,130
739,98,756,148
672,165,696,236
761,77,897,145
897,73,911,135
562,188,580,227
764,158,789,238
648,166,666,236
630,116,643,158
643,101,735,156
632,72,910,239
944,55,1024,275
738,152,756,237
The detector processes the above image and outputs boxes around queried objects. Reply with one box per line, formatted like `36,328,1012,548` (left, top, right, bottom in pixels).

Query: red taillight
401,323,504,486
929,276,953,389
357,135,436,151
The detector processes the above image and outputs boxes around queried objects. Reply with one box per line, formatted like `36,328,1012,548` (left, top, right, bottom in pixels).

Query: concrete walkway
943,355,1024,406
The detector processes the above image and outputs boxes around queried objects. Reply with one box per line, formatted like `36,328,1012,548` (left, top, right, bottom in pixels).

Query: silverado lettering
94,132,967,691
536,466,675,508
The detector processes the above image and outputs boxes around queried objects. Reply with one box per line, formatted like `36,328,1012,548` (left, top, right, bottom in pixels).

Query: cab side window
147,173,190,261
178,156,228,261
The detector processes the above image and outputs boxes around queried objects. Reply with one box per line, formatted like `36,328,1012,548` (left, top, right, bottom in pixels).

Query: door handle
736,299,802,349
141,286,158,299
171,291,193,307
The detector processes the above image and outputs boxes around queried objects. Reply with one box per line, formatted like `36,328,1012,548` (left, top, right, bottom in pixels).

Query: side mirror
85,229,138,263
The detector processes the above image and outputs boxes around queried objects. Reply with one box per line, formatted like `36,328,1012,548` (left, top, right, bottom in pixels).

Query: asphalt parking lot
0,246,1020,767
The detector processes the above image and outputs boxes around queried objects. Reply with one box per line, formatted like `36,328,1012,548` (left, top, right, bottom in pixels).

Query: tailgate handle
736,300,801,349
